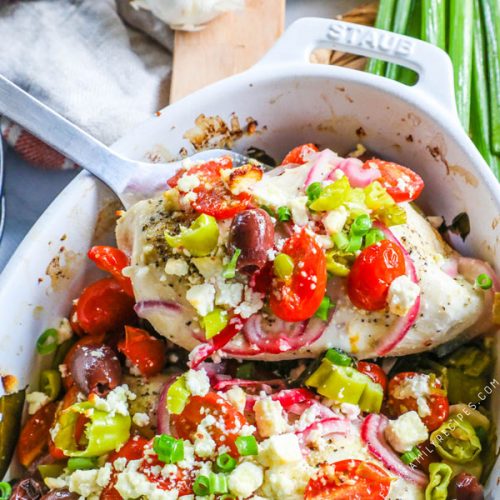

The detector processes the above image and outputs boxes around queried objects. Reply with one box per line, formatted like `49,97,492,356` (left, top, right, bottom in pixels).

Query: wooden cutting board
170,0,286,102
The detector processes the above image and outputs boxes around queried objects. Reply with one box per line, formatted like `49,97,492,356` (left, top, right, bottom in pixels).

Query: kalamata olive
70,344,121,396
229,208,274,273
448,472,484,500
41,490,79,500
9,478,44,499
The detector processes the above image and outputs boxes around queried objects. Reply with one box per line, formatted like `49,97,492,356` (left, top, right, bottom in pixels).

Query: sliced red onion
134,300,182,318
213,378,286,392
361,413,428,486
245,388,315,412
304,149,340,187
457,256,500,291
156,373,181,436
373,223,421,356
327,157,381,188
296,416,350,445
440,257,459,278
243,314,325,354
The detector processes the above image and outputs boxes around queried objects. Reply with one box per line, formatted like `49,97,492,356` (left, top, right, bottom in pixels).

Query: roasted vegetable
0,389,25,478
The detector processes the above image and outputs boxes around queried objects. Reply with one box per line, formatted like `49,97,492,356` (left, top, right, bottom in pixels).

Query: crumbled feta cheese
45,477,67,490
228,462,264,498
194,429,216,458
392,374,431,418
234,286,264,319
185,368,210,397
192,256,223,279
97,463,113,488
93,384,136,416
323,206,348,235
254,398,288,438
177,173,200,192
68,469,101,498
215,280,244,308
180,191,197,209
164,258,189,277
263,461,313,498
288,196,309,226
132,412,150,427
223,386,247,413
113,457,128,472
387,275,420,317
186,283,215,316
385,411,429,452
57,318,73,344
26,391,50,415
258,433,302,466
340,402,361,420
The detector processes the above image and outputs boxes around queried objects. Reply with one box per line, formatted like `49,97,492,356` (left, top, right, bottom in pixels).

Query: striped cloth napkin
0,0,173,170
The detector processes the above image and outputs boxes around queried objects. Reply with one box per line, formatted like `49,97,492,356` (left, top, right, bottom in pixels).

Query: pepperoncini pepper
165,214,219,256
430,416,482,464
309,177,351,211
425,462,453,500
167,375,191,415
53,402,130,457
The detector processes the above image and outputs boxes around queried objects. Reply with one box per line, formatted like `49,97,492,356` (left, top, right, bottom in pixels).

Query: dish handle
255,18,458,121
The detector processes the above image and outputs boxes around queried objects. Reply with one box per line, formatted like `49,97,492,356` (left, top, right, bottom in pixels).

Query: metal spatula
0,75,265,209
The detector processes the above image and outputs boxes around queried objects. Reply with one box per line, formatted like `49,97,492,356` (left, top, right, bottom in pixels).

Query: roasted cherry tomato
270,229,327,322
305,459,391,499
167,157,252,219
357,362,388,393
88,246,134,297
17,402,57,467
281,143,319,165
172,392,248,457
75,278,136,336
347,239,406,311
107,435,148,463
118,326,166,377
387,372,449,431
366,159,424,203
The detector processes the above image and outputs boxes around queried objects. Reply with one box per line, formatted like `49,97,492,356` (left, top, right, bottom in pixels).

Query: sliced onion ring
213,378,286,392
134,300,182,318
156,373,181,436
296,416,350,445
304,148,340,187
328,157,381,188
243,314,325,354
373,222,421,356
361,413,428,486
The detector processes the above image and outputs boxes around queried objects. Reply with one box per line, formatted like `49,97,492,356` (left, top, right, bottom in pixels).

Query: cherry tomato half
305,459,391,500
357,362,388,393
347,239,406,311
366,159,424,203
117,326,166,377
387,372,449,431
17,402,57,467
172,392,248,457
75,278,136,336
88,246,134,297
281,143,319,165
167,157,252,219
270,229,327,322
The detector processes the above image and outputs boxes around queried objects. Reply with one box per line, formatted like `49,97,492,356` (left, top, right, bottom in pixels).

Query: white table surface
0,0,365,271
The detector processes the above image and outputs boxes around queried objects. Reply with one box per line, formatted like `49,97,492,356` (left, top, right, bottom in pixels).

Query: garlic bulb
131,0,245,31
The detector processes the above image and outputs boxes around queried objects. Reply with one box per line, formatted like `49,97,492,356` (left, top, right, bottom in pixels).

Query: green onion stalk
366,0,396,76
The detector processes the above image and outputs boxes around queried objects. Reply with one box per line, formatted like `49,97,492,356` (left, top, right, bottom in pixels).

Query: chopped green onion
277,206,291,222
332,231,349,251
167,375,190,415
235,435,258,456
315,296,335,321
201,308,229,339
449,0,474,130
401,446,421,464
325,348,353,367
153,435,184,464
273,253,294,280
306,182,322,202
476,273,493,290
40,369,62,401
67,457,98,471
209,472,229,494
36,328,59,355
193,475,210,496
0,482,12,500
351,214,372,236
366,0,396,75
223,248,241,279
236,362,254,379
345,234,363,253
215,453,237,473
364,228,386,248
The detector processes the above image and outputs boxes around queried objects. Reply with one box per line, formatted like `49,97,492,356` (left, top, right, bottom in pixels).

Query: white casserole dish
0,18,498,493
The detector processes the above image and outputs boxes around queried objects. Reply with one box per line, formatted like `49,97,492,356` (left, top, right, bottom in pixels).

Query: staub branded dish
0,18,498,498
